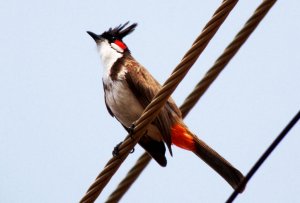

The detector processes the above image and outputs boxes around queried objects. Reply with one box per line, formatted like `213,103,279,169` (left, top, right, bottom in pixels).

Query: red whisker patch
114,40,127,50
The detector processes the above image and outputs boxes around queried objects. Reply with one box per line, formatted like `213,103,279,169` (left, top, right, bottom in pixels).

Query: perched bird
87,22,244,191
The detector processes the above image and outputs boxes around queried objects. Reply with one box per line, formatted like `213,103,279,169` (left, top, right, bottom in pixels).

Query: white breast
97,42,162,141
104,77,144,127
97,39,142,126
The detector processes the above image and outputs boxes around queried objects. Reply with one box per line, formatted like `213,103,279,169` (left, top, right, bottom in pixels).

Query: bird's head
87,22,137,54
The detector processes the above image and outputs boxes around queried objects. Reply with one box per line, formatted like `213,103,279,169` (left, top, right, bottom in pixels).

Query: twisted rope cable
181,0,277,118
80,0,238,202
105,153,152,203
105,0,276,202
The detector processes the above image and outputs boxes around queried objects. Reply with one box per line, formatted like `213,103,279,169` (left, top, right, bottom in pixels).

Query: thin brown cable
105,153,152,203
80,0,238,202
105,0,276,202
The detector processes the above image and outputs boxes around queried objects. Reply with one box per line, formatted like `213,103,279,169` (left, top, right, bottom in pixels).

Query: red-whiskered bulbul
87,22,244,191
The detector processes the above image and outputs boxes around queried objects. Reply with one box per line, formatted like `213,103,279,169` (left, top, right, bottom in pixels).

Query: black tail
139,135,167,167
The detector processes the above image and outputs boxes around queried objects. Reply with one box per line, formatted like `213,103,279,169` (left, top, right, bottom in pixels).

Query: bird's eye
110,36,116,42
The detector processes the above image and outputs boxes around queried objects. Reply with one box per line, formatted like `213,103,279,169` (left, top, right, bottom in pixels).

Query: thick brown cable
80,0,238,202
105,1,276,202
181,0,277,118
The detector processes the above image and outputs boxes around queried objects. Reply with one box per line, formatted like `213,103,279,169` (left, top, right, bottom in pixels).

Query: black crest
102,22,138,41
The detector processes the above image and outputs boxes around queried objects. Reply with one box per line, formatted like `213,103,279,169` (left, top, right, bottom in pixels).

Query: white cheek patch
111,43,124,53
98,40,122,77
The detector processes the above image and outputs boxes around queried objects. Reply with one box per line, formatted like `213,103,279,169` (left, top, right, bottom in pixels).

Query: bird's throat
98,40,123,78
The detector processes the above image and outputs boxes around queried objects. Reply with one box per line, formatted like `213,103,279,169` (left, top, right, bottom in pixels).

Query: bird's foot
128,123,136,138
112,141,135,157
112,142,123,157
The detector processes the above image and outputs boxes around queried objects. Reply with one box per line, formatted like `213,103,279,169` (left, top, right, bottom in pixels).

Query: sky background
1,0,299,202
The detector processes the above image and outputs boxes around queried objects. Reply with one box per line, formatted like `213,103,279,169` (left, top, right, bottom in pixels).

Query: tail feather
171,124,245,192
139,135,167,167
193,136,245,192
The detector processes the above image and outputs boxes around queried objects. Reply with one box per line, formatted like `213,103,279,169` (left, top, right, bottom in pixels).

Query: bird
87,22,245,192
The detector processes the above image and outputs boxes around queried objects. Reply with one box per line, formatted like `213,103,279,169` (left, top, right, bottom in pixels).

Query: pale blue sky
1,0,299,202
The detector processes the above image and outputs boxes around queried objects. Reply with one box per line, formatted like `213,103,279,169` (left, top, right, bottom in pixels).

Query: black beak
87,31,101,42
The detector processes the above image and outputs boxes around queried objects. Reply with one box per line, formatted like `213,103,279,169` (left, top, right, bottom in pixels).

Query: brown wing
124,55,182,155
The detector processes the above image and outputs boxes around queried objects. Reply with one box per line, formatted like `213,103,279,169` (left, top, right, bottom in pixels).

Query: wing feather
124,55,182,154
